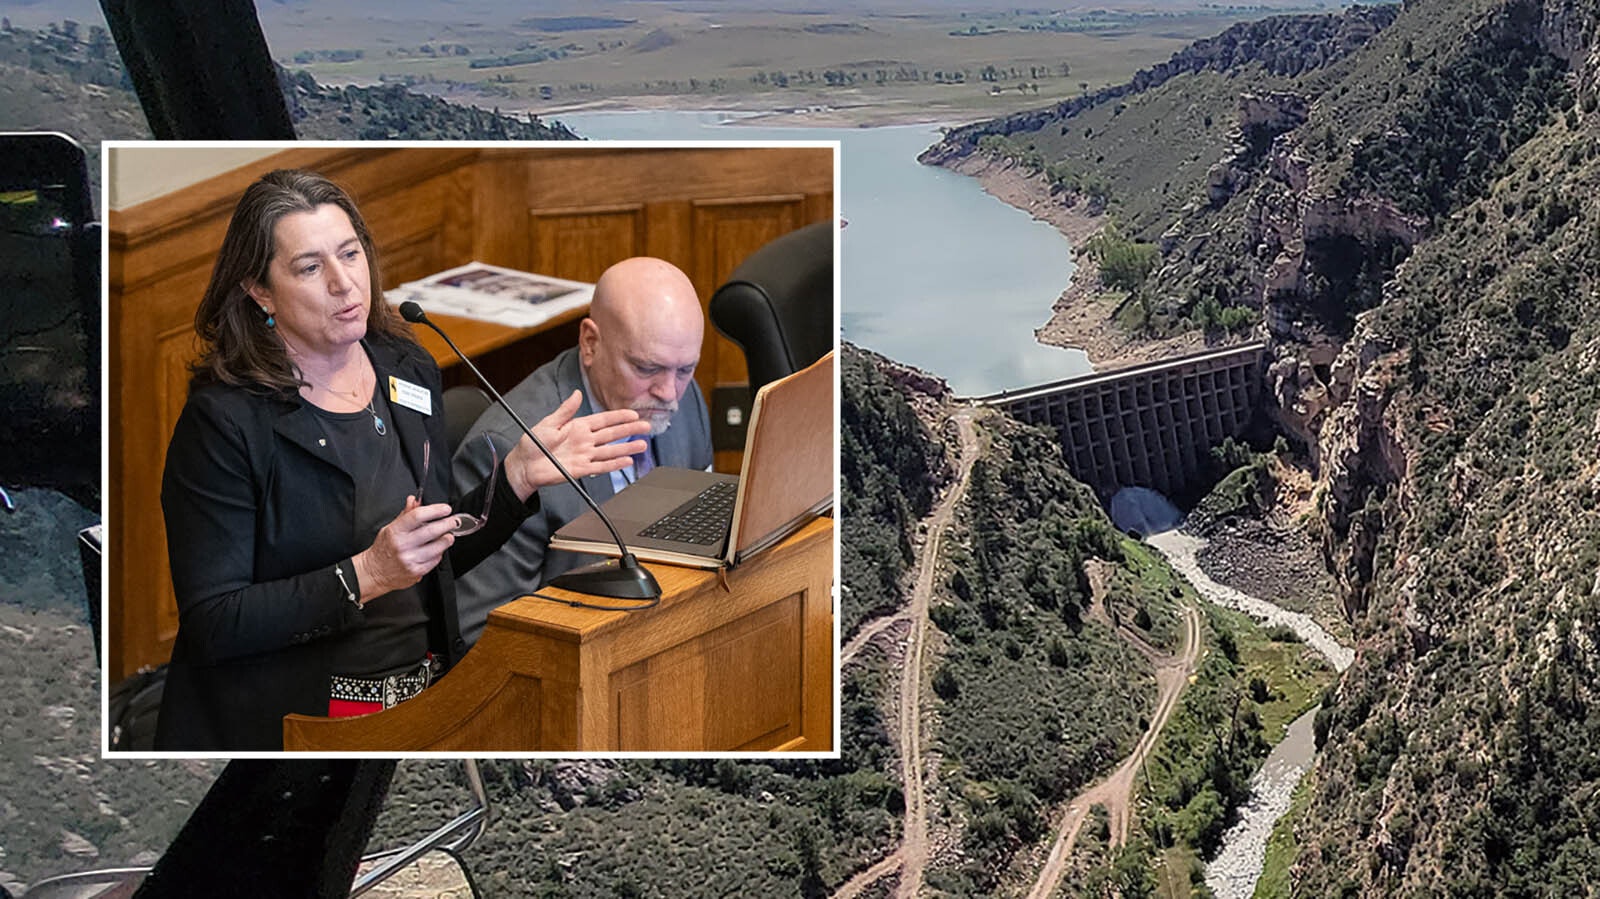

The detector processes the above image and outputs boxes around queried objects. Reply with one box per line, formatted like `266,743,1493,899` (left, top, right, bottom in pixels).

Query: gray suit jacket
450,346,713,646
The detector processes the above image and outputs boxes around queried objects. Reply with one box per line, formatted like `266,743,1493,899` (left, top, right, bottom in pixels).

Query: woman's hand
504,390,651,501
351,496,457,603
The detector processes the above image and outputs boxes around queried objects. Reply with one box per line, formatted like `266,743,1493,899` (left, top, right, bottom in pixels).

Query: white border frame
101,138,843,762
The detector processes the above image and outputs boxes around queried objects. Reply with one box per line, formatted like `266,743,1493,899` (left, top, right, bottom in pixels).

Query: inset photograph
105,142,838,755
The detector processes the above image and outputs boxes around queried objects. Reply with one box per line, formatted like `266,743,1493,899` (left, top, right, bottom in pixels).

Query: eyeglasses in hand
448,433,496,536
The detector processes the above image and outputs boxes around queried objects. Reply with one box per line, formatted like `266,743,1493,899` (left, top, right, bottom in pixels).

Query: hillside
924,412,1330,896
927,0,1600,894
924,411,1158,894
0,523,213,893
841,343,952,638
278,67,576,141
0,22,141,179
0,19,575,183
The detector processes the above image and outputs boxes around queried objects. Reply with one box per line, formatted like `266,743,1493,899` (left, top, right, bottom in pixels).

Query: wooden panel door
528,204,647,283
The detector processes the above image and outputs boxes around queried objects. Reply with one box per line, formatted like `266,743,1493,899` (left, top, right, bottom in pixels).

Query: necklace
313,359,385,436
365,392,387,436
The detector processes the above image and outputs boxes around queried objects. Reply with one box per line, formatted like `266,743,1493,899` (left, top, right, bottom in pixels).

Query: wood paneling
109,145,834,683
692,195,807,386
529,205,646,283
689,196,812,474
612,594,802,751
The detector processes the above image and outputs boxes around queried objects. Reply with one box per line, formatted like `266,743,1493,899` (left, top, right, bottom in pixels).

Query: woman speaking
155,170,648,750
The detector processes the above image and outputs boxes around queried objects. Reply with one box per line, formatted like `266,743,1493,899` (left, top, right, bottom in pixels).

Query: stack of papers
385,262,593,328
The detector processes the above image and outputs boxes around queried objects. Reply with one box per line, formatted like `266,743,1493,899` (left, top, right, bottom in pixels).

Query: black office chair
442,384,493,453
709,221,834,391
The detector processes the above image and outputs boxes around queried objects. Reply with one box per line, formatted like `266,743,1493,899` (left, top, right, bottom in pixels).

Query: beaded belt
329,657,437,710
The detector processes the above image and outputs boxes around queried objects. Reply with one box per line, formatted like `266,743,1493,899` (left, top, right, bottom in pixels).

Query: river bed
1203,707,1318,899
1145,527,1351,899
1146,529,1354,673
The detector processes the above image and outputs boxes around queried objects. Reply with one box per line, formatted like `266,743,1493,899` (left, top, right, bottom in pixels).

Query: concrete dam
972,343,1268,499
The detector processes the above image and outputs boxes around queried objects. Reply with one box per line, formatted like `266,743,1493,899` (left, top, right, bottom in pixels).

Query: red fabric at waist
328,698,383,718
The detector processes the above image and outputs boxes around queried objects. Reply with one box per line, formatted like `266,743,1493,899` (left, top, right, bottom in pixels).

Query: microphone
400,301,661,600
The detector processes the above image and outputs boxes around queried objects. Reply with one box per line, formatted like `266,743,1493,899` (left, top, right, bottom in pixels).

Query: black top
155,333,537,751
307,386,427,677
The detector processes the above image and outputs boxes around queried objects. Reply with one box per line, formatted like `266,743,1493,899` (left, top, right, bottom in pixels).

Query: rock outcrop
927,0,1600,891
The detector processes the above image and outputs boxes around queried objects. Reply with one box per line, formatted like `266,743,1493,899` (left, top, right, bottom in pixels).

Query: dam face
974,343,1267,499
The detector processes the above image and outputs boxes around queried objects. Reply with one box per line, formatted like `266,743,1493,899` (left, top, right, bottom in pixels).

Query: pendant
373,415,387,436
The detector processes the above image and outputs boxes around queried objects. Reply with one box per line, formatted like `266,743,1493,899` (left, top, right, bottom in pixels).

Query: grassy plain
246,0,1336,126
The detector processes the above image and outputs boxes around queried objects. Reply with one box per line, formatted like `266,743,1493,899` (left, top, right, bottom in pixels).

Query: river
1204,708,1319,899
1146,529,1354,674
1145,526,1352,899
1105,489,1351,897
554,110,1092,395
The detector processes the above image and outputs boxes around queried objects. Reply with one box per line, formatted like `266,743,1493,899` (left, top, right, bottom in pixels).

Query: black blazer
154,333,534,751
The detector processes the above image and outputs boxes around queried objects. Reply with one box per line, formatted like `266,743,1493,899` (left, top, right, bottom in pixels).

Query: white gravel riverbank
1201,708,1318,899
1146,529,1354,673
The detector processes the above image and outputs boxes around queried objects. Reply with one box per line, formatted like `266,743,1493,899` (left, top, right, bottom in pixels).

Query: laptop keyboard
640,481,737,545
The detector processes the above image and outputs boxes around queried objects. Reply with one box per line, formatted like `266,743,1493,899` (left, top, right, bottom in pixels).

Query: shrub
1084,227,1161,292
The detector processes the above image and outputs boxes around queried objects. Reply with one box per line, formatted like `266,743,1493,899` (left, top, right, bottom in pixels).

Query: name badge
389,376,432,415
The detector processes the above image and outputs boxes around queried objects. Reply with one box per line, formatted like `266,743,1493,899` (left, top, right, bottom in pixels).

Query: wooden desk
283,517,835,752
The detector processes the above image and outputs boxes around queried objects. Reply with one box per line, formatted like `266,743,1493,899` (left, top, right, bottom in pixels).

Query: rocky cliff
919,5,1398,167
1289,7,1600,890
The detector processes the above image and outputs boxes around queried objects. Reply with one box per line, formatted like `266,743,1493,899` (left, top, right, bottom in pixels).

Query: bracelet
334,562,360,608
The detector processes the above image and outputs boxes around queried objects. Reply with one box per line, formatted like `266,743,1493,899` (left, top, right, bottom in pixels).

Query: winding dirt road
1025,592,1202,899
834,409,980,899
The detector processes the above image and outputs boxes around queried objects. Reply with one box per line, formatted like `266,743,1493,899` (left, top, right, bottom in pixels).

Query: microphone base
548,556,662,600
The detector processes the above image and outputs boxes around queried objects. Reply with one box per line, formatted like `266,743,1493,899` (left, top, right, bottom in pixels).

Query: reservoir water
555,110,1092,395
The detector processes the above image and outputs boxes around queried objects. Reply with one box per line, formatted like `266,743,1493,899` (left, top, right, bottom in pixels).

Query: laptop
549,350,834,569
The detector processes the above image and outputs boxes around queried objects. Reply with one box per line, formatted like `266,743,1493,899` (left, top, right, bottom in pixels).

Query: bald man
450,257,713,646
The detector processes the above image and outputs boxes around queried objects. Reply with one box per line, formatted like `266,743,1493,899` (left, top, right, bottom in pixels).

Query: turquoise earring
259,305,275,328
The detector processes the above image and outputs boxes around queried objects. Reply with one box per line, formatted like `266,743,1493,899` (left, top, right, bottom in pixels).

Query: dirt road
833,409,979,899
841,613,905,668
1026,594,1202,899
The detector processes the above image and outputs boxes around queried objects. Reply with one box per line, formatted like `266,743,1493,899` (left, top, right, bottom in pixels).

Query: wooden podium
283,517,834,752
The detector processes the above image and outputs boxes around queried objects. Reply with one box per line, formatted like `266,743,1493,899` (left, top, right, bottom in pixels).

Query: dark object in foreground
100,0,295,141
133,761,394,899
